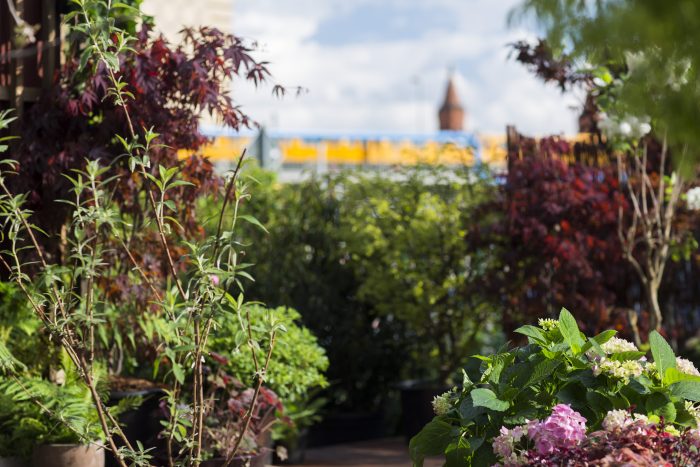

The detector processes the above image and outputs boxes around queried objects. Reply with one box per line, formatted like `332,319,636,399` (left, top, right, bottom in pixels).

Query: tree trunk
626,308,642,348
647,282,663,332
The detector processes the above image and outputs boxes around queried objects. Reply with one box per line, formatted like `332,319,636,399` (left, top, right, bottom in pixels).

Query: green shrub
211,164,504,414
338,165,503,383
210,305,328,403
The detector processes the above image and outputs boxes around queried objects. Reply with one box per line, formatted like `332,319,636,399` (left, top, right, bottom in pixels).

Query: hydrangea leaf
471,388,509,412
409,418,454,467
649,331,676,385
671,381,700,402
608,351,648,362
514,325,546,343
558,308,585,354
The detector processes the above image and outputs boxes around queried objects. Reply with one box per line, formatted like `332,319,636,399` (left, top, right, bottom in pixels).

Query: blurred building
140,0,234,40
189,77,508,179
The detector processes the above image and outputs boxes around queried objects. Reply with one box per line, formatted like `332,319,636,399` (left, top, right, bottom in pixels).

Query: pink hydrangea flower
493,426,515,458
492,425,528,466
527,404,587,455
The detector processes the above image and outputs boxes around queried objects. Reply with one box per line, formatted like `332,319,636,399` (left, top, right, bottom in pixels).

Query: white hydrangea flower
677,357,700,376
432,390,454,416
686,401,700,427
667,57,691,91
686,187,700,211
593,358,643,382
602,409,649,431
638,122,652,135
601,337,638,354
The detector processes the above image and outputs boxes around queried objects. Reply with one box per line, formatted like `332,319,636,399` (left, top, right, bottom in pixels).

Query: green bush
210,304,328,405
214,164,503,414
338,165,503,383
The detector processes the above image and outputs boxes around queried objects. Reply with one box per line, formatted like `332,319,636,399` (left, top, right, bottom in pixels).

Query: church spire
438,72,466,131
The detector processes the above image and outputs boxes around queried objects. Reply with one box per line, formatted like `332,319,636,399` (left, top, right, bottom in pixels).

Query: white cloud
229,0,580,136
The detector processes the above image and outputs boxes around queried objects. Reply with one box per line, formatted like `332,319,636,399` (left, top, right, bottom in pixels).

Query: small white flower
686,401,700,428
638,122,652,136
677,357,700,376
686,187,700,211
538,318,558,332
49,368,66,386
618,122,632,136
602,409,630,431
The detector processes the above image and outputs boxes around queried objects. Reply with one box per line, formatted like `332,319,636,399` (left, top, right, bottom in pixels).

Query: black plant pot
307,410,389,447
105,388,166,467
274,427,309,465
397,380,449,442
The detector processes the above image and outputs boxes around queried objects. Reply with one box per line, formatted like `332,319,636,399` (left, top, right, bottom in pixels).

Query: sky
231,0,583,136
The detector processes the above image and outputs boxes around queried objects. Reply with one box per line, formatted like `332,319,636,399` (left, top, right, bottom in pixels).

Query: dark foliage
231,174,410,414
509,39,590,91
13,25,269,258
486,153,631,335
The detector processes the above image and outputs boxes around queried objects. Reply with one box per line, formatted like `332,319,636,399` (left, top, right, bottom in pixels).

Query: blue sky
232,0,582,135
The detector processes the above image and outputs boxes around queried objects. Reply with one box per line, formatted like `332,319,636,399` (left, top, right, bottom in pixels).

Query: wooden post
506,124,520,171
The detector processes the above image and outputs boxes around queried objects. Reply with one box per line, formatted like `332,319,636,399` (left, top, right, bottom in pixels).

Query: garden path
294,437,442,467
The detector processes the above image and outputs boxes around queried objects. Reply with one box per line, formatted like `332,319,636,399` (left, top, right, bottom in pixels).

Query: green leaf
608,351,647,362
585,390,613,415
664,368,700,385
238,214,269,233
649,331,676,385
471,388,509,412
458,395,485,421
471,443,498,466
558,308,584,354
171,363,185,385
645,392,676,422
671,381,700,401
514,325,546,343
408,419,453,466
522,359,561,390
582,329,617,355
592,329,617,345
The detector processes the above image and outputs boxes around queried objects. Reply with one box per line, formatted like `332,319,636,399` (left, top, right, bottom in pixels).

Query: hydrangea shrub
409,309,700,466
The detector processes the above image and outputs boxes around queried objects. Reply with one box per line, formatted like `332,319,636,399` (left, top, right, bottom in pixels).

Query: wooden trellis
0,0,61,132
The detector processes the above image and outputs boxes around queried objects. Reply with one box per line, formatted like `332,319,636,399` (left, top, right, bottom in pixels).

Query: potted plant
272,394,326,464
0,1,285,464
0,357,106,467
201,366,286,467
0,398,33,467
208,304,328,463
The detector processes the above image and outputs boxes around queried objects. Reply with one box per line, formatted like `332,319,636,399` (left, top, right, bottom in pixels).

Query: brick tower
438,75,466,131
